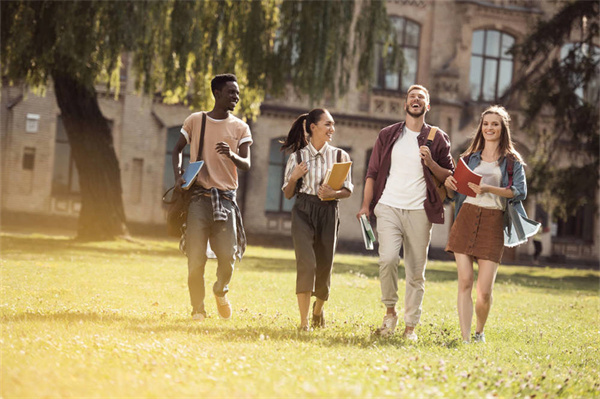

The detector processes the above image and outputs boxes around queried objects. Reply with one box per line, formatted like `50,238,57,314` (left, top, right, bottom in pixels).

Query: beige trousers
374,203,432,327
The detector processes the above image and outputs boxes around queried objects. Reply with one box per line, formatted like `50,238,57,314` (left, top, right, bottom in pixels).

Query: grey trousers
374,203,432,327
291,194,339,301
186,195,237,316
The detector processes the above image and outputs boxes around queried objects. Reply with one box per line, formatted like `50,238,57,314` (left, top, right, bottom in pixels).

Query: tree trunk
52,72,129,240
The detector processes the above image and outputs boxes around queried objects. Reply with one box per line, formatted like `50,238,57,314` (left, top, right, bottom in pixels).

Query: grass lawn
1,231,599,398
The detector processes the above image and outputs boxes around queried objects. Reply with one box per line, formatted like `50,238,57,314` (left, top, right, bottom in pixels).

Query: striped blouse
282,142,353,196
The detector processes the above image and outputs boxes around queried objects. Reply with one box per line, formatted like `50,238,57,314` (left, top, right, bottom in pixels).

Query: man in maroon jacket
357,85,453,341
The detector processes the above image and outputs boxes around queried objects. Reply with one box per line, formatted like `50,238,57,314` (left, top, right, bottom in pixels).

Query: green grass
1,232,599,398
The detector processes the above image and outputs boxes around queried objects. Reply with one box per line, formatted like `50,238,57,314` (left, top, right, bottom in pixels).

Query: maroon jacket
366,121,453,224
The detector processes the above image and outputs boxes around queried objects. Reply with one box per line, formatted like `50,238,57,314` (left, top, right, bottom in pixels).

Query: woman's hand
291,161,309,181
467,182,491,195
445,175,458,191
318,184,336,200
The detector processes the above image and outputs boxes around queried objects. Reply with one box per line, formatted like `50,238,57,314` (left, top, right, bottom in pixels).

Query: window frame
265,137,295,215
470,29,515,102
374,15,421,93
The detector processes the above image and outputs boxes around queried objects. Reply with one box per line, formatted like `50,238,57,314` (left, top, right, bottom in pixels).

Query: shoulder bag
162,112,207,237
425,127,448,202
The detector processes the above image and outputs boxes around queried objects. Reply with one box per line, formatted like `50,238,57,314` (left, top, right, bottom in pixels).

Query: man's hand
419,145,433,168
215,141,234,159
356,205,370,220
175,176,186,192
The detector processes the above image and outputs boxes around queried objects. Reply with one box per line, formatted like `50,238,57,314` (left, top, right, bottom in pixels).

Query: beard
405,104,426,118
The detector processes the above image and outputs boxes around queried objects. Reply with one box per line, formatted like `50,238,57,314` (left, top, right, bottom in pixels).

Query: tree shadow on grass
243,255,599,293
3,310,460,349
495,272,600,292
242,255,459,283
127,321,461,349
1,310,149,324
1,235,180,258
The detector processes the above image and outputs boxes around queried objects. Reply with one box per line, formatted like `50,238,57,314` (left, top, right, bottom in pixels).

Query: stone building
1,0,597,263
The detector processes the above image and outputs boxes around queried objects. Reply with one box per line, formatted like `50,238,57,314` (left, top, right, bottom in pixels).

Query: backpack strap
295,150,303,193
198,112,207,161
336,149,342,163
426,126,438,147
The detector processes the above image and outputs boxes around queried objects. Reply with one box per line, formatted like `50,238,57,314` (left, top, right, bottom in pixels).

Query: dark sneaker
215,294,232,320
311,302,325,329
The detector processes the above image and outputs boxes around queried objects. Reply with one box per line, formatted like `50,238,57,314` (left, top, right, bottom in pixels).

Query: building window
163,126,190,193
52,116,80,196
265,138,295,213
470,29,514,101
26,114,40,133
22,147,35,170
556,202,594,243
374,16,420,92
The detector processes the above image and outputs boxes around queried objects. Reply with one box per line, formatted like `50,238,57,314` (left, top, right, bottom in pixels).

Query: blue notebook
181,161,204,190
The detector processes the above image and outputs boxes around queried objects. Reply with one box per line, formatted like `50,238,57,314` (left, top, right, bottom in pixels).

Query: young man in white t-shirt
357,85,453,341
172,74,252,322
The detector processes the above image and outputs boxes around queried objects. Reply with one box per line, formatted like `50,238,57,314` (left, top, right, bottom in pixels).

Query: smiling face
214,81,240,112
405,88,430,118
310,110,335,145
481,113,503,143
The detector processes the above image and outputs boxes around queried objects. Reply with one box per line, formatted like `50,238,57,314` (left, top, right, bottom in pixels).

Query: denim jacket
453,151,528,220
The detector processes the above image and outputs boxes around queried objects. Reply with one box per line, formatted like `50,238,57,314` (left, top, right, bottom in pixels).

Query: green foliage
1,0,388,120
510,1,599,218
1,232,599,397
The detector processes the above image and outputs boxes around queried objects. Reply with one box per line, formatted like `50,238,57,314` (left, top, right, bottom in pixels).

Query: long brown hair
280,108,328,153
462,105,524,164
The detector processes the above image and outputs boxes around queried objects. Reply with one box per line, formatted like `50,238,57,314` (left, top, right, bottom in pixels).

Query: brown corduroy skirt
446,202,505,263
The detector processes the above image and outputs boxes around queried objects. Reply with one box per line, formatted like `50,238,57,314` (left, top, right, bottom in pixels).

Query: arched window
265,138,295,213
374,16,420,92
469,29,514,101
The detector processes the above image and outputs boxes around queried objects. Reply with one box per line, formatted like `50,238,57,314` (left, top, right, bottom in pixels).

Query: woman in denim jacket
444,105,527,344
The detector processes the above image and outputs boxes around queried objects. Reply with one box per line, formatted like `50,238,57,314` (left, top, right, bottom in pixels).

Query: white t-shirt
379,126,427,210
464,160,505,210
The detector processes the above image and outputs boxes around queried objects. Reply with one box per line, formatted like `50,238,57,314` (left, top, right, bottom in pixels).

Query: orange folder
321,162,352,201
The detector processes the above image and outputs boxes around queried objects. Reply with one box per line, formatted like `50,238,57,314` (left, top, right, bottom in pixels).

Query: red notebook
454,158,482,197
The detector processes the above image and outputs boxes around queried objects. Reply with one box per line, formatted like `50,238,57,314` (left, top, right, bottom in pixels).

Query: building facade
1,0,598,263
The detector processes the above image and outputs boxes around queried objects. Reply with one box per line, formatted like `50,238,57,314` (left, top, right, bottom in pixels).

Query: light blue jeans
186,195,237,316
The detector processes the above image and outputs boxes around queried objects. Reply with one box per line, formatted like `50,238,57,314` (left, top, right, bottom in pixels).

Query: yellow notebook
321,161,352,201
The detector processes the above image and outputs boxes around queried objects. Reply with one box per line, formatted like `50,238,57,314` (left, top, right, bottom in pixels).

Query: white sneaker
192,312,205,322
404,331,418,342
473,332,486,343
376,314,398,337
